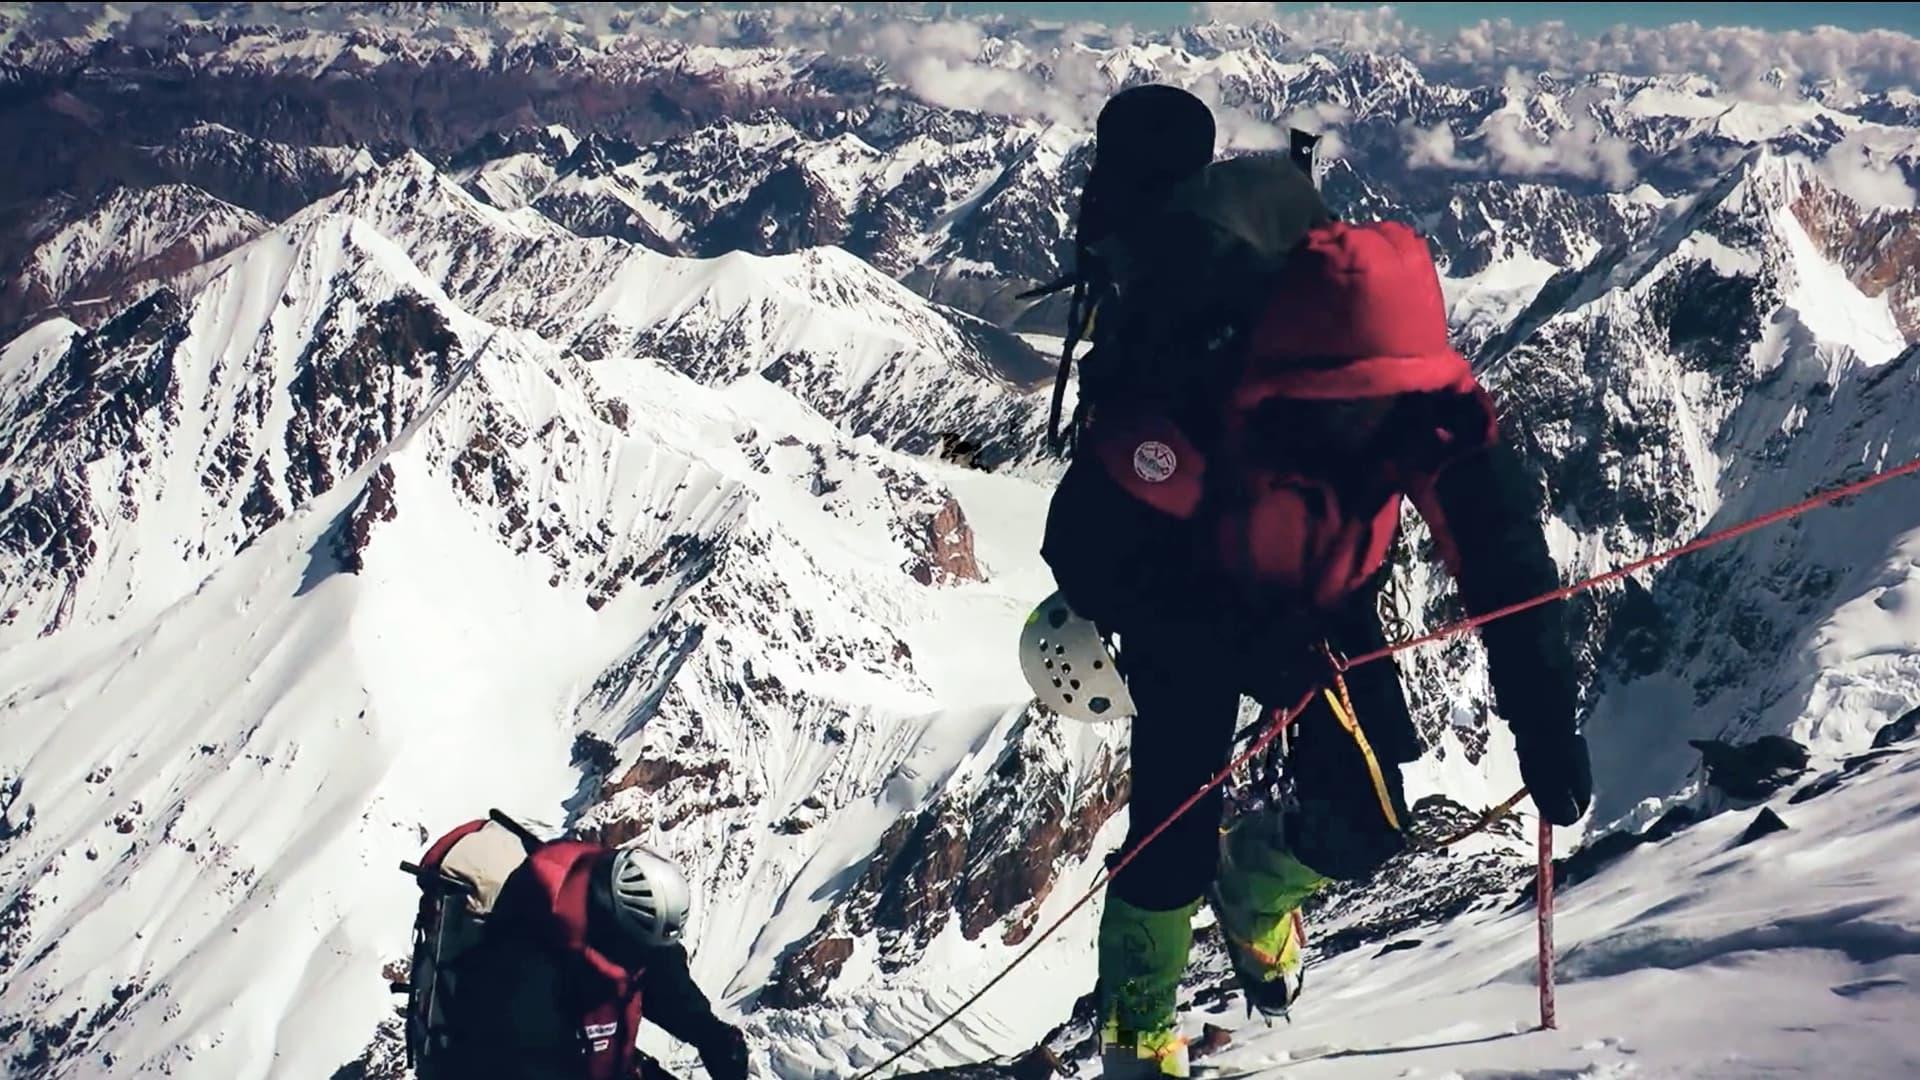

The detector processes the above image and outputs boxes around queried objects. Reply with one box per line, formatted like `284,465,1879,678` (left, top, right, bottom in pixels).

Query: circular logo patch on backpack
1132,440,1178,484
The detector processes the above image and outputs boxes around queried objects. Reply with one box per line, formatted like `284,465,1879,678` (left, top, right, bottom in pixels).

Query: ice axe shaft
1537,814,1557,1030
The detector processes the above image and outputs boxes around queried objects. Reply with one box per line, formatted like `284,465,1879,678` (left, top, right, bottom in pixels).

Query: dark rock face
285,293,460,508
766,727,1126,1008
145,125,374,221
1509,803,1700,913
763,934,857,1011
1402,793,1526,849
1424,180,1654,279
7,290,185,467
1790,746,1907,806
533,187,683,253
1736,806,1791,846
448,126,578,173
696,165,848,257
1792,183,1920,341
1688,735,1812,801
333,463,398,573
1871,706,1920,750
324,1013,409,1080
0,290,187,633
1657,263,1764,381
0,977,144,1079
0,185,267,339
578,752,736,846
905,497,984,587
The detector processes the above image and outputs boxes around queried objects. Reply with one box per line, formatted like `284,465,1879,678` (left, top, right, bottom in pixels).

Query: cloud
1401,111,1638,188
737,4,1919,119
1195,2,1281,24
1416,18,1920,93
884,17,987,59
1288,101,1353,128
1403,121,1474,170
34,2,1920,94
1175,71,1280,150
844,16,1106,126
1481,113,1637,188
1275,4,1416,53
1214,107,1287,151
1287,103,1352,159
1395,66,1637,187
894,52,1086,125
41,2,1920,136
122,5,179,48
1197,7,1920,93
1811,132,1920,210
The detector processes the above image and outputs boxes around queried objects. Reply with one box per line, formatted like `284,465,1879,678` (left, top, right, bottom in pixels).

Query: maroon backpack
399,812,646,1080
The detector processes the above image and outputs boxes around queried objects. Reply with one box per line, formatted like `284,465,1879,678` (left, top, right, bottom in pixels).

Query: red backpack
1043,218,1496,627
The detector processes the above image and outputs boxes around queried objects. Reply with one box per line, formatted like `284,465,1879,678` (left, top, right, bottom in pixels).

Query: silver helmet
607,845,692,947
1019,591,1136,722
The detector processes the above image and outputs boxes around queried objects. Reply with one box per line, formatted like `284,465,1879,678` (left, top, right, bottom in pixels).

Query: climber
400,815,750,1080
1023,85,1593,1078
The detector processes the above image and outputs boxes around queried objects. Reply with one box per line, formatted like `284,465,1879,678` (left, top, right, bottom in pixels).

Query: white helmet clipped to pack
608,845,692,947
1020,591,1136,722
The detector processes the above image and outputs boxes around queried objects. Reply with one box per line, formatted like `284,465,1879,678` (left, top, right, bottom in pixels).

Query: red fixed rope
855,453,1920,1077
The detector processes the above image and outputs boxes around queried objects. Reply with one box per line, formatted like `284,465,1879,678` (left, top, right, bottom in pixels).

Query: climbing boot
1208,810,1326,1017
1099,1017,1190,1078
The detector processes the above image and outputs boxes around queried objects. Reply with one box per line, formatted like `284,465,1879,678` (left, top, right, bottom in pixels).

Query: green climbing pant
1097,895,1198,1033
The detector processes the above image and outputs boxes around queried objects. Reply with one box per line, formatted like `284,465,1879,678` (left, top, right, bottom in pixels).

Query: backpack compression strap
1289,129,1320,181
1045,282,1097,453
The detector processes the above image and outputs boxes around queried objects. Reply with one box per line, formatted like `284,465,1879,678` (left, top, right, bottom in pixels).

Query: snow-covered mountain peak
1692,97,1860,148
0,183,266,338
305,150,557,239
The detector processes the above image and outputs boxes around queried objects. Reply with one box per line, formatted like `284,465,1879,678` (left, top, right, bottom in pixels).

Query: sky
933,2,1920,35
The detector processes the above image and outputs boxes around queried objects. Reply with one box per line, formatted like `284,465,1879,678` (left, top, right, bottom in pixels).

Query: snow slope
1200,734,1920,1079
